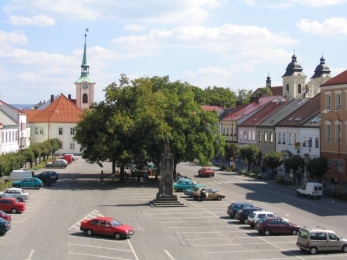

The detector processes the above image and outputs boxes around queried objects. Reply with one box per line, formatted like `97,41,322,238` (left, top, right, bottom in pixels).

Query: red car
80,217,134,239
0,198,26,214
0,210,12,222
255,217,300,236
198,167,214,177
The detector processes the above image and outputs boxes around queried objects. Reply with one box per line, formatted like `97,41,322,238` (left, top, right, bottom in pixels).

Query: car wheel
296,191,300,196
212,175,214,177
62,166,66,169
16,198,23,202
244,219,248,224
86,229,93,236
342,245,347,253
11,208,18,214
35,186,40,190
317,196,321,199
250,223,254,228
217,196,222,201
264,230,271,236
292,229,298,235
48,166,52,168
13,185,20,188
307,194,311,199
309,247,317,255
178,188,183,192
114,233,121,239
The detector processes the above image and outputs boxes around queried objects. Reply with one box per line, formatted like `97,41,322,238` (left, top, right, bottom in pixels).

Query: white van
1,170,34,183
296,182,323,199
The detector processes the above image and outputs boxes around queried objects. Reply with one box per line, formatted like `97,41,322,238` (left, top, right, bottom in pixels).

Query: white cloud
7,14,55,26
184,66,232,88
296,17,347,35
0,31,28,47
233,48,292,64
123,24,147,31
244,0,347,8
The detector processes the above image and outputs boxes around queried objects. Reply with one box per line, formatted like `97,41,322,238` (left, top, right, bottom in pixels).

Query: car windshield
110,219,122,227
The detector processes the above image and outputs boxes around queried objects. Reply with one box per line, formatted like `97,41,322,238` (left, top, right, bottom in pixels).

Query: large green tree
306,157,330,183
263,150,283,173
240,144,259,171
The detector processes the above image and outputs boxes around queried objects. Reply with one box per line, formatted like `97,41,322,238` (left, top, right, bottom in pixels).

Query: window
239,131,243,140
336,93,341,110
294,134,297,143
278,133,281,144
226,128,229,136
288,133,292,145
244,131,247,140
70,143,75,150
270,132,274,143
283,133,286,144
286,84,289,94
325,124,331,142
315,137,319,148
35,127,38,135
308,137,312,147
326,94,331,110
83,94,88,103
259,132,262,142
16,131,18,141
39,127,44,135
264,132,268,142
302,137,306,147
335,122,341,143
252,131,255,141
298,84,302,94
59,128,63,135
70,128,75,135
248,130,251,140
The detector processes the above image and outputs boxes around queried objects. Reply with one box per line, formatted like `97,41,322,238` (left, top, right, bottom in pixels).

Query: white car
0,187,29,202
248,211,277,228
55,158,68,164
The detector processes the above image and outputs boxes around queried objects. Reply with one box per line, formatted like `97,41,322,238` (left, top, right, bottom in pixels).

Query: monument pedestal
149,193,185,207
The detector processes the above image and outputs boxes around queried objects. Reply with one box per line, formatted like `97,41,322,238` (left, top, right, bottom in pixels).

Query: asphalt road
1,160,346,260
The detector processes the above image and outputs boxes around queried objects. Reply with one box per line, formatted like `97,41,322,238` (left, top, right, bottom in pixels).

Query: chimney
68,94,71,100
250,96,255,103
50,95,54,103
255,96,259,104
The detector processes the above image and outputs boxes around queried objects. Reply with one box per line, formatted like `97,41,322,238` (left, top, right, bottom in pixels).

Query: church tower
282,54,307,99
306,56,332,98
75,31,95,110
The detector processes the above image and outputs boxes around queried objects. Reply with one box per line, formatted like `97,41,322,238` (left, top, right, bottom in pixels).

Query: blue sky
0,0,347,105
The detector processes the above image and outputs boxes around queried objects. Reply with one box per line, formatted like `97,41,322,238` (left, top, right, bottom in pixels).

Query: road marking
69,251,131,259
127,239,139,260
70,243,132,252
68,209,104,230
25,249,35,260
164,250,175,260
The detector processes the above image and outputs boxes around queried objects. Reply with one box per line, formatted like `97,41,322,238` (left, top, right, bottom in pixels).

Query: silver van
297,226,347,255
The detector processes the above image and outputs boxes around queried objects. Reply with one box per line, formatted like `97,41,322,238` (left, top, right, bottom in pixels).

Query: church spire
81,29,89,77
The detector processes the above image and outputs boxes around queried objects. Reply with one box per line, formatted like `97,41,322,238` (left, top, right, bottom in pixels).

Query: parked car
227,202,255,218
0,187,29,202
248,211,277,228
0,217,11,235
174,179,203,192
174,175,191,183
34,171,59,185
12,177,43,190
0,198,26,213
46,160,68,168
1,170,34,183
198,167,214,177
297,226,347,255
80,217,134,239
65,154,78,161
296,182,323,199
192,188,225,200
57,155,72,164
234,207,264,224
54,158,69,165
184,186,203,197
255,217,300,235
0,210,12,222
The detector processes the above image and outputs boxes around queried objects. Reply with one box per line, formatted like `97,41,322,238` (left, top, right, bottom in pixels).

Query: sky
0,0,347,105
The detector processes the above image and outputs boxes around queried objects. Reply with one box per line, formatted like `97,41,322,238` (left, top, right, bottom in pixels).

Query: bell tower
75,29,95,110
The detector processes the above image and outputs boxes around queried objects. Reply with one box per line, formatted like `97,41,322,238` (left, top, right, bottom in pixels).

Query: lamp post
322,109,341,188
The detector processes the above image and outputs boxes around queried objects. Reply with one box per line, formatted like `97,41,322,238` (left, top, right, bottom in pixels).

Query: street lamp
322,109,341,188
48,110,59,140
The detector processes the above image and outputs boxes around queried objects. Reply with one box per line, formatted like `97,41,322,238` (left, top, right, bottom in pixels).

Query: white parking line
164,250,175,260
69,243,132,252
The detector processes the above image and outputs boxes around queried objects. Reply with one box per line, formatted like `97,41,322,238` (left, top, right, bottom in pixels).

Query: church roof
24,94,83,123
282,54,306,77
311,56,331,79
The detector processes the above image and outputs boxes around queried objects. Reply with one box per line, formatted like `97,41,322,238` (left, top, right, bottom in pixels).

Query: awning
281,150,292,156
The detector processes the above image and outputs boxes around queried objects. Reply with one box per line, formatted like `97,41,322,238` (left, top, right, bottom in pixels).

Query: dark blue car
234,207,264,223
0,217,11,235
227,202,255,218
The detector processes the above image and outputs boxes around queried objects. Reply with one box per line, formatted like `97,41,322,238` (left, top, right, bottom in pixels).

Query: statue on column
157,134,174,197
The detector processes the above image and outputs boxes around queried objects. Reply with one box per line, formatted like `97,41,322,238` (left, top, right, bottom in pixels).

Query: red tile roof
321,69,347,87
24,94,83,123
222,96,279,121
271,86,283,96
276,93,321,127
240,98,288,127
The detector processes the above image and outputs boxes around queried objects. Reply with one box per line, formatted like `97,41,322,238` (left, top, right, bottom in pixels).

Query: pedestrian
100,170,104,183
200,189,206,201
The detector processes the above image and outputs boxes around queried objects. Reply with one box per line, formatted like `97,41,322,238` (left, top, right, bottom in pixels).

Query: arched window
298,84,302,93
286,84,289,93
83,94,88,103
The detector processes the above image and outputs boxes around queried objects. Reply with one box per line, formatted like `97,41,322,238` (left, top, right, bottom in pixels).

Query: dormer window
298,84,302,94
